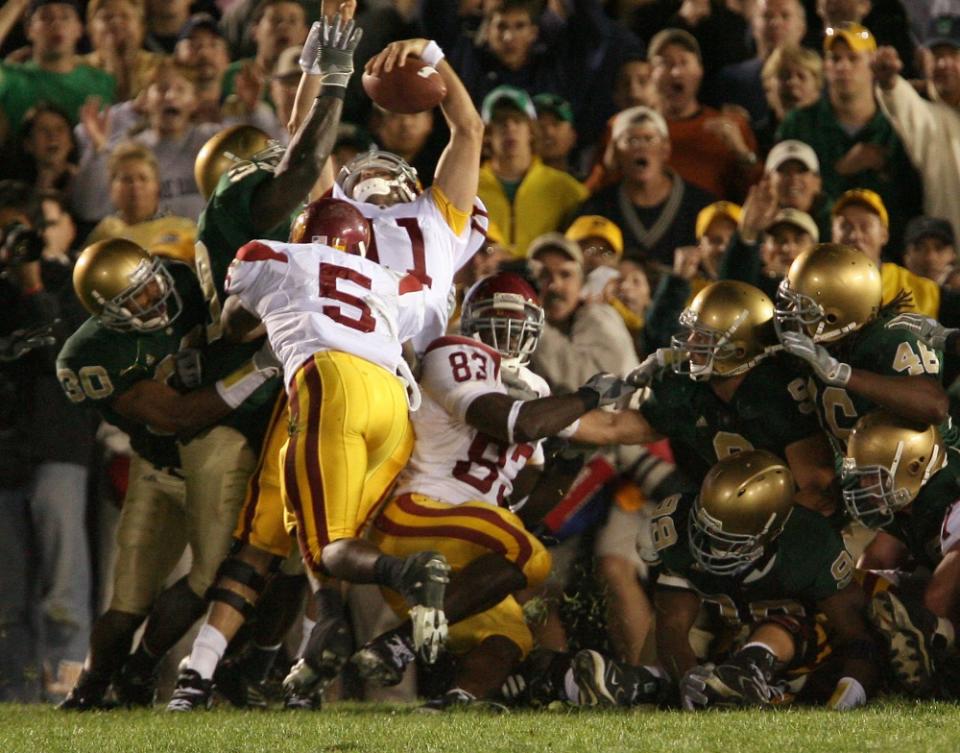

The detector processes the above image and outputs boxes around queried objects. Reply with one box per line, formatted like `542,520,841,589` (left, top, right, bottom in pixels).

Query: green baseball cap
533,93,573,124
481,85,537,124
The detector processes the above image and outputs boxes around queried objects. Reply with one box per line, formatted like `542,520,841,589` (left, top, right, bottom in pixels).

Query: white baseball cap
765,140,820,174
611,106,669,144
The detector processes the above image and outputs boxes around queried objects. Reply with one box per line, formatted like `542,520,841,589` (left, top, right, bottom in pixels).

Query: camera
0,222,44,269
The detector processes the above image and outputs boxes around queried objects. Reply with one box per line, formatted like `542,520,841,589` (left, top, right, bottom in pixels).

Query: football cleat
869,590,943,697
572,649,661,707
395,551,451,663
283,689,321,711
282,614,353,699
113,661,159,708
213,659,268,710
704,658,773,706
351,627,417,687
166,669,213,712
417,687,508,714
56,671,113,711
500,648,570,708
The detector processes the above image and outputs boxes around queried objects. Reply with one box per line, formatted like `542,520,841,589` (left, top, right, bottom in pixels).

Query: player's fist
872,46,902,91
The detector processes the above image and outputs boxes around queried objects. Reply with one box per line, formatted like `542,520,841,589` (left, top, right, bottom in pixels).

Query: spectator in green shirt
776,22,922,254
0,0,115,139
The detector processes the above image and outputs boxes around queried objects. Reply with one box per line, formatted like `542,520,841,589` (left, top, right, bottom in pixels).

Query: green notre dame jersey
56,263,206,470
882,448,960,568
640,356,820,481
195,164,299,451
807,314,951,448
647,493,854,628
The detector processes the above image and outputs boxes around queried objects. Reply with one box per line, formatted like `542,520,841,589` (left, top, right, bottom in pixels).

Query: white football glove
579,372,635,409
780,331,851,386
826,676,866,711
680,663,716,711
886,313,956,351
316,12,363,90
626,347,686,388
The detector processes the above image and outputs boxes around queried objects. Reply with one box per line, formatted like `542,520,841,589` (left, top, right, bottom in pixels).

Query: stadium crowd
2,0,960,714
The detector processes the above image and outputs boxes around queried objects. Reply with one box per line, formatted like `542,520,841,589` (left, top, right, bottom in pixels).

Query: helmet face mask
688,501,775,575
672,307,751,381
773,278,830,339
97,255,182,333
841,460,912,528
461,273,544,369
336,149,419,207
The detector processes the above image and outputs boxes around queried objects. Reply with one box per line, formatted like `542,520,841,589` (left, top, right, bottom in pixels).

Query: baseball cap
824,22,877,54
533,93,574,124
527,232,584,267
832,188,889,229
177,13,225,43
767,209,819,242
28,0,80,16
565,215,623,256
648,28,702,63
926,16,960,50
273,46,302,80
904,216,956,247
765,140,820,174
611,106,669,144
695,201,742,240
481,86,537,124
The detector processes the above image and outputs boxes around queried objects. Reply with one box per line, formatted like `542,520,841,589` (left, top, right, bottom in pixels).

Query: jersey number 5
319,263,376,333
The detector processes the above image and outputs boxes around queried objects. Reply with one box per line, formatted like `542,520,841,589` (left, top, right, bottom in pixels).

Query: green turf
1,701,958,753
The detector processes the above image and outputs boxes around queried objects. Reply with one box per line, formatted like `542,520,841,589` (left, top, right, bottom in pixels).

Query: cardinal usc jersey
225,240,426,388
393,336,549,507
333,186,488,352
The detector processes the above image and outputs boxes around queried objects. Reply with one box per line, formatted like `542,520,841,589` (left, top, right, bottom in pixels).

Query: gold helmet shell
690,449,795,575
73,238,182,332
776,243,881,342
672,280,776,381
194,125,274,200
842,410,946,527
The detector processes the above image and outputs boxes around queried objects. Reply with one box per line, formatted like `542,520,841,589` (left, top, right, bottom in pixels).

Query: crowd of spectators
2,0,960,704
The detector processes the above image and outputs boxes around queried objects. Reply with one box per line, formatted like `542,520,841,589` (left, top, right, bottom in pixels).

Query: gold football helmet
73,239,182,332
842,410,946,527
775,243,881,342
689,449,795,575
194,125,282,200
672,280,776,381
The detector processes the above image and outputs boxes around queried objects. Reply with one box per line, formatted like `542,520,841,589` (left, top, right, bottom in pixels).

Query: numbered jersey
808,314,951,448
56,262,207,469
645,493,853,628
640,356,821,482
333,186,487,354
883,448,960,568
393,336,548,507
225,240,427,387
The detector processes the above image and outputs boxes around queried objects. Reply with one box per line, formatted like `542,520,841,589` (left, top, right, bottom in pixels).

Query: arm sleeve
876,77,944,165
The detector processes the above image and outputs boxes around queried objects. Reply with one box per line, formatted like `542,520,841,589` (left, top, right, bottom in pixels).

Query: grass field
2,701,958,753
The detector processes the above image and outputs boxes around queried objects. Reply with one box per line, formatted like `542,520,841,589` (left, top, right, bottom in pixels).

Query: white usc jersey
225,239,426,389
333,186,488,353
393,336,549,507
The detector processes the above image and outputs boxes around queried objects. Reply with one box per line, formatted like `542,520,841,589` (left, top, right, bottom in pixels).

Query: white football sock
189,624,229,680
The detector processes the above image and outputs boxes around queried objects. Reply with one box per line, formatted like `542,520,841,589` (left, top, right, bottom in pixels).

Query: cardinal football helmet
689,450,795,576
290,198,371,256
73,238,182,332
461,272,544,368
336,148,420,206
842,410,946,528
194,125,284,199
775,243,881,343
672,280,776,381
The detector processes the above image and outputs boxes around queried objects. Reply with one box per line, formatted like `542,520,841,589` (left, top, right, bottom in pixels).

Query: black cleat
166,669,213,712
417,688,508,714
396,551,450,663
283,689,321,710
113,662,159,708
282,615,353,699
704,659,772,706
572,650,661,707
500,649,570,708
351,627,416,687
213,659,268,709
56,671,113,711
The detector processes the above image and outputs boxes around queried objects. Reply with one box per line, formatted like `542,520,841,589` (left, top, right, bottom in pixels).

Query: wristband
319,85,346,100
420,40,445,68
505,400,524,445
215,360,276,409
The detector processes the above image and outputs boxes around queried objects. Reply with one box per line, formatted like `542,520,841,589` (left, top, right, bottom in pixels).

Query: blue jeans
0,462,91,701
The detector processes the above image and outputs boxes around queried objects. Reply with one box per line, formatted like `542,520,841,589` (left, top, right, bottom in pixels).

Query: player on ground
575,451,877,711
840,411,960,697
56,240,278,709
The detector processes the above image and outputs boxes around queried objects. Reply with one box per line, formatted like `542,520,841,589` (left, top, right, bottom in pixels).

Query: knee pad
205,555,280,619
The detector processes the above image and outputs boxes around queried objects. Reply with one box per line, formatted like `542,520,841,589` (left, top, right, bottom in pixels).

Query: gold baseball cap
695,201,742,239
824,22,877,54
832,188,889,229
565,215,624,256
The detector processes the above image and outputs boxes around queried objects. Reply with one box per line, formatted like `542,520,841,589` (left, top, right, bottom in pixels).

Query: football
362,56,447,114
